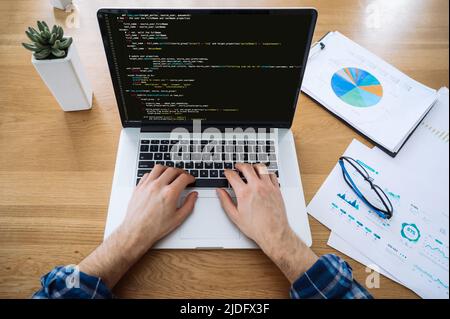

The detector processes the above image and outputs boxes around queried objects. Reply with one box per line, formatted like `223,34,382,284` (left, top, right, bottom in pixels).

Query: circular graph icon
331,67,383,108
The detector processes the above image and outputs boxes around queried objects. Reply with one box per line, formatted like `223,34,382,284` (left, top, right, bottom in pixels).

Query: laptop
97,8,317,248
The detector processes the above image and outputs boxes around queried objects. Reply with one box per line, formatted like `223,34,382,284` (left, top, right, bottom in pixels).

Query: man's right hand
217,163,318,283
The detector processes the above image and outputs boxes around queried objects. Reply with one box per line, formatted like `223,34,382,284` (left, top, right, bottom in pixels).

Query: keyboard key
161,140,169,145
192,153,202,161
269,162,278,170
204,162,213,169
183,154,191,161
139,161,155,169
200,170,209,178
164,153,171,160
225,145,234,153
151,140,159,144
269,154,277,161
180,145,188,152
195,162,204,169
224,162,233,169
258,154,268,161
141,140,150,144
214,162,223,169
150,145,158,152
210,170,219,178
185,162,194,169
140,145,149,152
190,179,228,188
176,162,184,169
159,145,168,152
140,153,153,160
220,170,226,178
154,153,163,160
170,140,178,144
190,170,199,177
172,153,182,161
165,161,174,167
137,169,151,177
156,161,164,166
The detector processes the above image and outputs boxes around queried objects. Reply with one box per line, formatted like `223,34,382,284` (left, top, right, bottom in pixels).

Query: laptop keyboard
136,139,279,188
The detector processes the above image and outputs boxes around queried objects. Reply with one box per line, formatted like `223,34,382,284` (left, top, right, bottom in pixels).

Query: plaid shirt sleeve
290,254,373,299
32,265,113,299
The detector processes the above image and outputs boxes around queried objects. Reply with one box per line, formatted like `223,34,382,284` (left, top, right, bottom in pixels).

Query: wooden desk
0,0,448,299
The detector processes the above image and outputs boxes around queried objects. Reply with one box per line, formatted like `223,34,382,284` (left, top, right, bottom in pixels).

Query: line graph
413,264,449,293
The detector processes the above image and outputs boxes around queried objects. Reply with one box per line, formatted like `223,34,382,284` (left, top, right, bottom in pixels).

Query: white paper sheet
327,232,401,284
324,89,450,296
302,31,437,152
308,127,449,298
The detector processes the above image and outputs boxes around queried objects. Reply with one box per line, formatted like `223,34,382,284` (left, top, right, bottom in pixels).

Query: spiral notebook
301,31,438,157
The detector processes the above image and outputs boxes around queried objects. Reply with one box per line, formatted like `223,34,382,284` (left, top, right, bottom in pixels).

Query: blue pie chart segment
331,67,383,108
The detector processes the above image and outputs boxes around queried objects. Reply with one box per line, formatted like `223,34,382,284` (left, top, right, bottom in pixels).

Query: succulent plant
22,21,73,60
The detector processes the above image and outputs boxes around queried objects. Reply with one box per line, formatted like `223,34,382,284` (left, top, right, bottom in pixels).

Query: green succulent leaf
51,48,66,58
25,30,37,42
41,30,51,40
52,25,58,35
34,48,51,60
52,39,61,49
41,21,49,31
49,33,57,45
57,26,64,40
28,27,39,35
22,42,40,52
59,37,72,49
37,21,45,32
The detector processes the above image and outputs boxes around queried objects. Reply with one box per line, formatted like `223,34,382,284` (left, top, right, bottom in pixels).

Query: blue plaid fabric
290,254,373,299
32,265,113,299
32,254,371,299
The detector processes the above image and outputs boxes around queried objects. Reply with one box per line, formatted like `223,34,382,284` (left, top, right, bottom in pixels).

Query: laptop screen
97,9,317,128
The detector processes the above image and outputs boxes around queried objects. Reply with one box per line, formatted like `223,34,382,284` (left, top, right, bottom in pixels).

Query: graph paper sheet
307,110,449,298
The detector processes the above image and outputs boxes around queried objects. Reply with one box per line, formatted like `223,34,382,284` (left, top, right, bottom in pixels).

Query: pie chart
331,67,383,108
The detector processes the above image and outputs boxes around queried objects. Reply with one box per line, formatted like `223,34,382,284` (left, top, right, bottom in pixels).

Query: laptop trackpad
178,197,240,239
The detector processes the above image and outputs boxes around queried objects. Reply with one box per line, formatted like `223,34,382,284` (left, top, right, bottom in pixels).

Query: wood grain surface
0,0,448,298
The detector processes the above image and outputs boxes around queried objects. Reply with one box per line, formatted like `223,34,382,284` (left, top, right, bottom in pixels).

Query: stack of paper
307,88,449,298
302,31,438,156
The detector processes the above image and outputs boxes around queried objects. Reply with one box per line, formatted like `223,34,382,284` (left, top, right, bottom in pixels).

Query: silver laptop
97,8,317,248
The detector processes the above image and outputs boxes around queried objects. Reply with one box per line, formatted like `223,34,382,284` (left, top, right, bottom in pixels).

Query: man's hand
78,165,197,288
217,163,318,283
121,165,198,251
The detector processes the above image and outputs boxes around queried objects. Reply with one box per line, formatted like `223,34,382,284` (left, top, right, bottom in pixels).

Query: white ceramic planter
50,0,73,10
32,44,93,112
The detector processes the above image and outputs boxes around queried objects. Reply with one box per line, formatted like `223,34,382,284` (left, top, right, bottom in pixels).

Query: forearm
78,225,153,289
261,228,318,283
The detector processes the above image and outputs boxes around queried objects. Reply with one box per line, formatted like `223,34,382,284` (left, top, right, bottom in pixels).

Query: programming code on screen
100,11,312,124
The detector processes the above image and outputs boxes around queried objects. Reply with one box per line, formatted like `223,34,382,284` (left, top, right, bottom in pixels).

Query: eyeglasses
338,156,393,219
